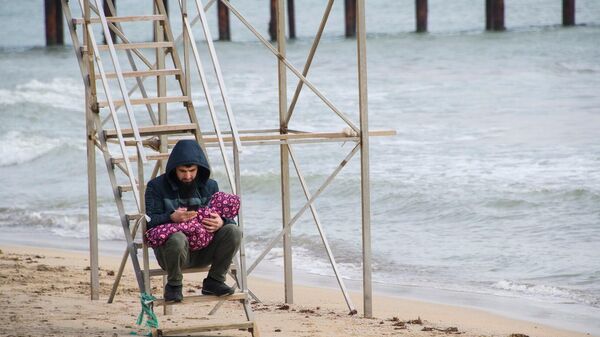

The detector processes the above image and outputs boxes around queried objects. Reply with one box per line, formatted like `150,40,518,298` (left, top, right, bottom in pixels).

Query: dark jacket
145,140,234,230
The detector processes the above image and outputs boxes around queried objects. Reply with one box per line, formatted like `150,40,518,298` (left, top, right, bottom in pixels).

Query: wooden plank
148,265,236,277
153,321,254,336
105,123,197,138
81,41,173,52
154,293,247,306
73,15,167,24
98,95,190,108
103,69,181,79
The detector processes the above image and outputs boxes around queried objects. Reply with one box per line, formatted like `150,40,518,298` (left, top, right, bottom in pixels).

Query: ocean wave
0,131,64,167
0,207,124,241
492,280,599,307
0,78,83,110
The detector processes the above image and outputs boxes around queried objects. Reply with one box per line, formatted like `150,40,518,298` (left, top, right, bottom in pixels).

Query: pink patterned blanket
145,192,240,251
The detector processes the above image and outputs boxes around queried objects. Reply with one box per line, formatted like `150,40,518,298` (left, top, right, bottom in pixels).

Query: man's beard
177,178,196,198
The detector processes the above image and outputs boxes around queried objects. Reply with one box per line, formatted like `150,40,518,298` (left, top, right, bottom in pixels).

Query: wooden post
345,0,356,37
415,0,428,33
218,0,231,41
45,0,63,46
563,0,575,26
486,0,505,31
276,0,293,304
356,0,372,318
269,0,277,41
288,0,296,39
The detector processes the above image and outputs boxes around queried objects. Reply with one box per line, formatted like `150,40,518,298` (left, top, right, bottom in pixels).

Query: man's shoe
164,283,183,302
201,277,235,296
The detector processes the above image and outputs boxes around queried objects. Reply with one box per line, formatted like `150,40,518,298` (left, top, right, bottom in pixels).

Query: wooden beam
45,0,64,46
415,0,428,33
218,0,231,40
345,0,356,37
563,0,576,26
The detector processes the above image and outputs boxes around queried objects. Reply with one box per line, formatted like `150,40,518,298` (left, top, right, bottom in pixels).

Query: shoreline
0,242,597,337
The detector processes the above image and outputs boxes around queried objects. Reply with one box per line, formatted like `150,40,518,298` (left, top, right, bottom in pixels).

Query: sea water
0,0,599,334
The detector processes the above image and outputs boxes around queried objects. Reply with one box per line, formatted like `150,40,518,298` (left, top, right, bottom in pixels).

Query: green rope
135,292,159,336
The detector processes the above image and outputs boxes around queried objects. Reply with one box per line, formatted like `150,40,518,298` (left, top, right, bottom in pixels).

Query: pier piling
288,0,296,39
103,0,117,43
345,0,356,37
486,0,505,31
218,0,231,40
44,0,64,46
269,0,277,40
563,0,576,26
415,0,428,32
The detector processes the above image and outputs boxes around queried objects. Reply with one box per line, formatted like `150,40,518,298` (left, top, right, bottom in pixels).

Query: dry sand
0,244,591,337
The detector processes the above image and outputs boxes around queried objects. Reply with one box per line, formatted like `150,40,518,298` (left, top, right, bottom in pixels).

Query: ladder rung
154,292,247,307
127,213,143,221
153,321,256,335
118,184,136,193
112,153,170,165
98,95,190,108
105,123,197,139
72,15,167,25
81,41,173,53
148,265,236,277
103,69,182,79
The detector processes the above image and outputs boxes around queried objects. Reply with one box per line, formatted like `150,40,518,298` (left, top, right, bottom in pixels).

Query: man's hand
170,207,197,223
202,212,224,233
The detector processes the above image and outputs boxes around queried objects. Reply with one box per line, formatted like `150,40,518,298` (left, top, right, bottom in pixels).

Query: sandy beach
0,244,591,337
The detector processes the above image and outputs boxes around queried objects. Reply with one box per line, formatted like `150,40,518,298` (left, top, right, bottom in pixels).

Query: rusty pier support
345,0,356,37
103,0,117,43
269,0,277,40
45,0,64,46
486,0,505,31
563,0,576,26
218,0,231,40
288,0,296,39
415,0,428,32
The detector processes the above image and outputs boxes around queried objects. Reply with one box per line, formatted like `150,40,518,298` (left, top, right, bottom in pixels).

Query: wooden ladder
62,0,257,336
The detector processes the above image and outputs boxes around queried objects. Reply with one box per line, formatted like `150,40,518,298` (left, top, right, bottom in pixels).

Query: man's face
175,165,198,184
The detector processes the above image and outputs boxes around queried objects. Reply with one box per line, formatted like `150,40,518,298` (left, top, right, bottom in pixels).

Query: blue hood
165,140,210,185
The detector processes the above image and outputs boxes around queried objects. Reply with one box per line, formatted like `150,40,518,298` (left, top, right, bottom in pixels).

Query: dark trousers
153,223,242,286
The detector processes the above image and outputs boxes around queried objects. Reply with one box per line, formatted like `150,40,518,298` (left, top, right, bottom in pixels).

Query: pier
45,1,580,45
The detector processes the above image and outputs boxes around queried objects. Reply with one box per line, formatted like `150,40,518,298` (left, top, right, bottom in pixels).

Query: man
145,139,242,302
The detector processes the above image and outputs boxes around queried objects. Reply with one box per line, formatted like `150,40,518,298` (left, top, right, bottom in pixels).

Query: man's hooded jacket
145,140,234,230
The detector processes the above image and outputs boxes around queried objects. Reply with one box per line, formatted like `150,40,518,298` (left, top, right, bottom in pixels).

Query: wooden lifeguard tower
62,0,393,335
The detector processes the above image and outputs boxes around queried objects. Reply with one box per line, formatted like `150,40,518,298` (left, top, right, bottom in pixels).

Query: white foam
492,280,578,302
0,78,83,111
0,131,63,166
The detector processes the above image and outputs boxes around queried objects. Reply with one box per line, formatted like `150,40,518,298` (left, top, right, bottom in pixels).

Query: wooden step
81,41,173,53
98,95,189,108
112,152,170,165
148,265,237,277
105,123,197,139
152,321,257,337
154,292,247,307
72,15,167,25
103,69,182,79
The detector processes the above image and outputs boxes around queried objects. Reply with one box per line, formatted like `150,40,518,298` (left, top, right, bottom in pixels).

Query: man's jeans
153,223,242,286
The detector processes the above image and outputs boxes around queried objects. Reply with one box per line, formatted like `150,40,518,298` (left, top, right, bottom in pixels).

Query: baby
145,192,240,251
